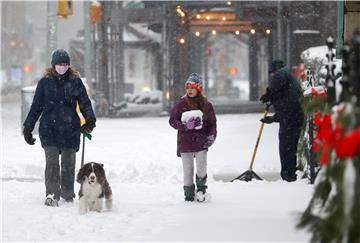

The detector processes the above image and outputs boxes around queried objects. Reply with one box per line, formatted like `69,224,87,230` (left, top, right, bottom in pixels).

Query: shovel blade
231,170,263,182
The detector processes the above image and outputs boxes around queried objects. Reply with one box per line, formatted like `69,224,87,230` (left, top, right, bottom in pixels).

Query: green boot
196,174,208,193
196,175,208,202
183,184,195,201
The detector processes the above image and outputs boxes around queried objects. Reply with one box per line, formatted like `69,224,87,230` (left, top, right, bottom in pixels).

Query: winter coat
267,69,304,127
23,68,96,151
169,97,217,157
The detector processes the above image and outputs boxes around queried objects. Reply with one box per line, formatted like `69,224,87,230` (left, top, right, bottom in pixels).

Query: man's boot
196,175,208,202
183,184,195,201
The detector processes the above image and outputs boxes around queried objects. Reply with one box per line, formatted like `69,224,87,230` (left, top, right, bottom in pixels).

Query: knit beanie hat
51,49,70,66
269,59,285,74
185,73,203,93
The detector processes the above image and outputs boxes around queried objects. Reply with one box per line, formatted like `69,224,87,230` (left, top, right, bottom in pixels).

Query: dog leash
81,131,92,167
81,133,85,167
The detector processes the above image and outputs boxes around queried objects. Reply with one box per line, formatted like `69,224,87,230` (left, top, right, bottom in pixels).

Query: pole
47,1,57,66
84,1,92,86
204,35,209,94
308,114,316,184
336,1,344,58
249,36,259,101
286,19,291,68
325,36,336,106
161,4,171,113
117,1,125,104
277,1,282,60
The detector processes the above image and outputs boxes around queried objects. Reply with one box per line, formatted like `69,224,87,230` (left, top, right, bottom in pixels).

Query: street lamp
179,38,185,44
212,30,217,35
250,28,256,35
235,30,240,35
176,6,185,17
9,41,16,47
195,32,200,37
265,29,271,35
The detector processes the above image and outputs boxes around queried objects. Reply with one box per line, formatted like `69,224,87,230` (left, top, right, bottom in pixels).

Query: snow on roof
301,45,339,61
72,23,160,44
21,85,37,92
301,45,328,60
124,23,161,43
293,29,320,34
91,0,100,7
208,7,235,12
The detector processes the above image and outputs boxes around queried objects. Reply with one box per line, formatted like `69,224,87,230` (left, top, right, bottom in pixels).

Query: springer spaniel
76,162,112,214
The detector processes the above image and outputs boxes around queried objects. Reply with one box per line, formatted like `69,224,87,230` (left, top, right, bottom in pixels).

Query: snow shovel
231,104,271,182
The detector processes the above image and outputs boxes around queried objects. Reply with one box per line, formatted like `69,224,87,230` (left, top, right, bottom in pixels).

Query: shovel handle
248,109,268,170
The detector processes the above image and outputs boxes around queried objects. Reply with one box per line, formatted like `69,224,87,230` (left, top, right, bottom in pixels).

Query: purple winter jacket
169,97,217,157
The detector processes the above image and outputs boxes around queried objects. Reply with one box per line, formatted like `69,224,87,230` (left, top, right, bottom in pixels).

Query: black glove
259,92,270,103
260,116,275,124
23,127,36,145
81,121,96,134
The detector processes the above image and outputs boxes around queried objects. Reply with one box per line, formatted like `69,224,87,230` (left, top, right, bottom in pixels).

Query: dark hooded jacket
169,96,217,157
267,68,304,127
23,67,96,151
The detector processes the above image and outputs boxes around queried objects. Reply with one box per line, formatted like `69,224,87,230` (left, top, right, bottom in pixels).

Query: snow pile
303,86,327,98
181,110,203,130
300,45,342,75
125,90,162,104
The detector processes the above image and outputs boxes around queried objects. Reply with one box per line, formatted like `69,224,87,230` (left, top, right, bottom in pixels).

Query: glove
259,92,270,103
23,127,36,145
194,117,202,128
260,116,275,124
185,117,196,130
207,134,215,147
81,121,96,134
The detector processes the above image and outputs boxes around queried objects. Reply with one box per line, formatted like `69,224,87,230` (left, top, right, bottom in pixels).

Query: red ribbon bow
313,114,360,165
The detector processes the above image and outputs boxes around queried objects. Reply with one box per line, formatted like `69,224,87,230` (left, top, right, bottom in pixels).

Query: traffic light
90,3,102,25
228,67,238,76
23,64,32,74
58,0,73,19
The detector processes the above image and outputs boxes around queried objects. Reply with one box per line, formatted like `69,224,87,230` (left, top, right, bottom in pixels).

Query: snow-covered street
1,96,313,242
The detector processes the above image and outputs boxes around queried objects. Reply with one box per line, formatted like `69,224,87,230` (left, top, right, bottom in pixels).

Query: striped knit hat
185,73,203,93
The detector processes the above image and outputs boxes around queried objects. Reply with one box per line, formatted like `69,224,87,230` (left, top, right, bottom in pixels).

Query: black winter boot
183,185,195,201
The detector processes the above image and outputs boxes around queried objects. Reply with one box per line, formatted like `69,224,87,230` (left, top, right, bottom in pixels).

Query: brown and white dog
76,162,112,214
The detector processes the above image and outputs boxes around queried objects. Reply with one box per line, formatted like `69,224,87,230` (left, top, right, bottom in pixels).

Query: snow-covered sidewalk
1,98,312,242
3,179,311,242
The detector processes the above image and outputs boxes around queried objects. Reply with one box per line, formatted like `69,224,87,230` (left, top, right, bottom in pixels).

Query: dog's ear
76,165,86,183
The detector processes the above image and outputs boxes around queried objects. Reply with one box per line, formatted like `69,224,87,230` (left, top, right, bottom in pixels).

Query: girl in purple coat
169,73,217,202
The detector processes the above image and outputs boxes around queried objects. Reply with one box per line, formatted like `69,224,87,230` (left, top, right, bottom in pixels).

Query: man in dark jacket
23,49,96,206
260,60,304,182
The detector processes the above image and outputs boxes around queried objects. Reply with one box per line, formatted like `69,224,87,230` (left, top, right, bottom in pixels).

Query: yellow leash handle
76,102,86,126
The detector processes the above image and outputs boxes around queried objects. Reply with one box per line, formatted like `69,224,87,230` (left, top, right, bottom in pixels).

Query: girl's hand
186,117,196,130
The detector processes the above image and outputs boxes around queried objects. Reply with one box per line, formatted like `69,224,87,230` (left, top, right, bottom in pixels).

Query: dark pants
44,146,76,200
278,123,302,179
